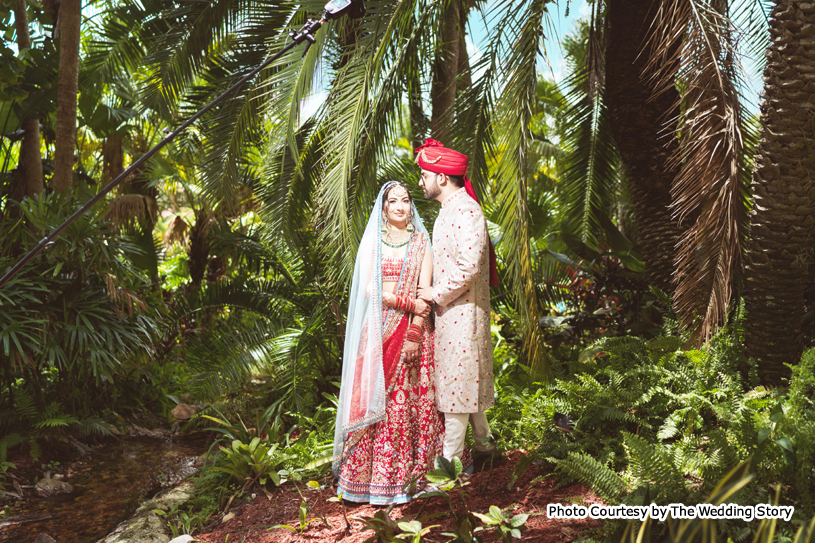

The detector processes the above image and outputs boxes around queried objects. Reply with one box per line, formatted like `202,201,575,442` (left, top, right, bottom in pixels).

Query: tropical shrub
0,192,160,456
0,389,114,461
499,311,815,541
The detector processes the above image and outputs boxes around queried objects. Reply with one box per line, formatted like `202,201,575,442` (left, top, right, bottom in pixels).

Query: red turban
414,138,468,176
414,138,499,287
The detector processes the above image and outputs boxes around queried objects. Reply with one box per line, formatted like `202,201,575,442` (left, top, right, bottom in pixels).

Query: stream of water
0,433,210,543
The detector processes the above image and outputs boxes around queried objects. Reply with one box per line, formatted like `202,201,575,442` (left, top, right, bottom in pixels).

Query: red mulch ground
196,451,603,543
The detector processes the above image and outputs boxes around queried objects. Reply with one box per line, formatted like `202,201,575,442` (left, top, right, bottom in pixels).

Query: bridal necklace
382,227,411,248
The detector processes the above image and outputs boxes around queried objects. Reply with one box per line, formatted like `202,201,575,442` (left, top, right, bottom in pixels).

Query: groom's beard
423,178,441,199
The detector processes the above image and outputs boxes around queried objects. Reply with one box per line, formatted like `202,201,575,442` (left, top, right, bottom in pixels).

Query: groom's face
419,169,441,200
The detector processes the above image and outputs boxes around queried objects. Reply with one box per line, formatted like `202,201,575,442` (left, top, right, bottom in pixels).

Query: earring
406,215,414,232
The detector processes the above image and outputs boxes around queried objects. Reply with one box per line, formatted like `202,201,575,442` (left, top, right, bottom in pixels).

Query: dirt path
195,452,603,542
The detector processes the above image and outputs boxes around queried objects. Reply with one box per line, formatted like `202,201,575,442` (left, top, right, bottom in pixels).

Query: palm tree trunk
188,209,211,289
408,67,428,150
744,0,815,386
13,0,43,198
456,3,472,94
430,0,461,141
604,0,682,294
102,134,124,184
52,0,81,193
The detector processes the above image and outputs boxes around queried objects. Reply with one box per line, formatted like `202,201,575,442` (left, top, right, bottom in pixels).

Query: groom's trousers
443,411,494,461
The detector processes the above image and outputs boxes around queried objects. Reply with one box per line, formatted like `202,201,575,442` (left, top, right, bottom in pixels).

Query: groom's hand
417,285,434,304
414,298,431,318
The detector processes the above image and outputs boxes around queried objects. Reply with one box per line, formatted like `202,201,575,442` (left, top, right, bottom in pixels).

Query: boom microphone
324,0,366,19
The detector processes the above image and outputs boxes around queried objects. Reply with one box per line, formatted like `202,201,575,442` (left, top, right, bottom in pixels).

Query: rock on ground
170,404,197,420
34,477,74,497
97,482,194,543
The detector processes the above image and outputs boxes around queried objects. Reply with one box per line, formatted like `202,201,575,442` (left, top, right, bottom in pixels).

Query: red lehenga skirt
337,315,445,505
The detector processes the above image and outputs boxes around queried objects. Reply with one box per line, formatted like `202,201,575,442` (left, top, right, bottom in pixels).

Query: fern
76,416,116,437
0,433,25,463
623,432,686,503
11,389,38,421
0,410,20,427
557,452,627,504
794,421,815,517
34,413,80,430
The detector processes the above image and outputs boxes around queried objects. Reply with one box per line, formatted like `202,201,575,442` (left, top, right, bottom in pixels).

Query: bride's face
385,186,411,229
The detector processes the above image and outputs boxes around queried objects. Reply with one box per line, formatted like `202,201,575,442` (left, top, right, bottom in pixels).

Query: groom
414,138,498,464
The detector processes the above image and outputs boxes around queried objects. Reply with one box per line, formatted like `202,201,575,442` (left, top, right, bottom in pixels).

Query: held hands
404,338,421,363
404,323,422,363
413,297,431,318
417,285,434,304
384,291,431,318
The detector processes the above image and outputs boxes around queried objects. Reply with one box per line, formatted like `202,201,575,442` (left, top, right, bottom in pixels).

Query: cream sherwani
431,188,495,415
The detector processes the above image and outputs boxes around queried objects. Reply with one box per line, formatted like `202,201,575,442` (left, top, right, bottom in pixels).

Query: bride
332,181,444,505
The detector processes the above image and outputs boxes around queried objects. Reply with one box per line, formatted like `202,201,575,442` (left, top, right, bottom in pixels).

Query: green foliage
201,408,297,489
356,505,406,543
353,454,530,542
0,461,15,492
153,505,208,538
425,456,465,489
171,226,343,410
620,461,755,543
354,505,443,543
396,519,439,543
472,506,528,542
0,192,160,422
0,389,114,461
557,452,626,505
495,312,815,541
151,468,233,537
208,436,293,489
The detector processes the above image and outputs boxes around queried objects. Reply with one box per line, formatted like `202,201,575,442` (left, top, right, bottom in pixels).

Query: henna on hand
404,340,421,362
413,298,431,318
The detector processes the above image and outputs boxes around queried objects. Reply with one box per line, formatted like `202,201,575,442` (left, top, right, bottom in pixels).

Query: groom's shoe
472,446,496,461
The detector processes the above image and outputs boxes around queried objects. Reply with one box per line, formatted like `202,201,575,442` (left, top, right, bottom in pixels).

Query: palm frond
317,0,438,286
140,0,283,111
644,0,751,343
185,320,281,399
82,0,159,89
258,120,324,241
559,77,620,246
556,19,620,247
488,0,553,374
449,50,498,198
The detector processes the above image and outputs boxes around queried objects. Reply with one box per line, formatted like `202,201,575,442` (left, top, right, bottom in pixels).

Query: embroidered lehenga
332,186,445,505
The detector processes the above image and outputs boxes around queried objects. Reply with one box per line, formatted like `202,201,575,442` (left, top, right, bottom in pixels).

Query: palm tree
12,0,43,198
550,0,759,346
53,0,82,192
604,0,682,296
744,0,815,386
